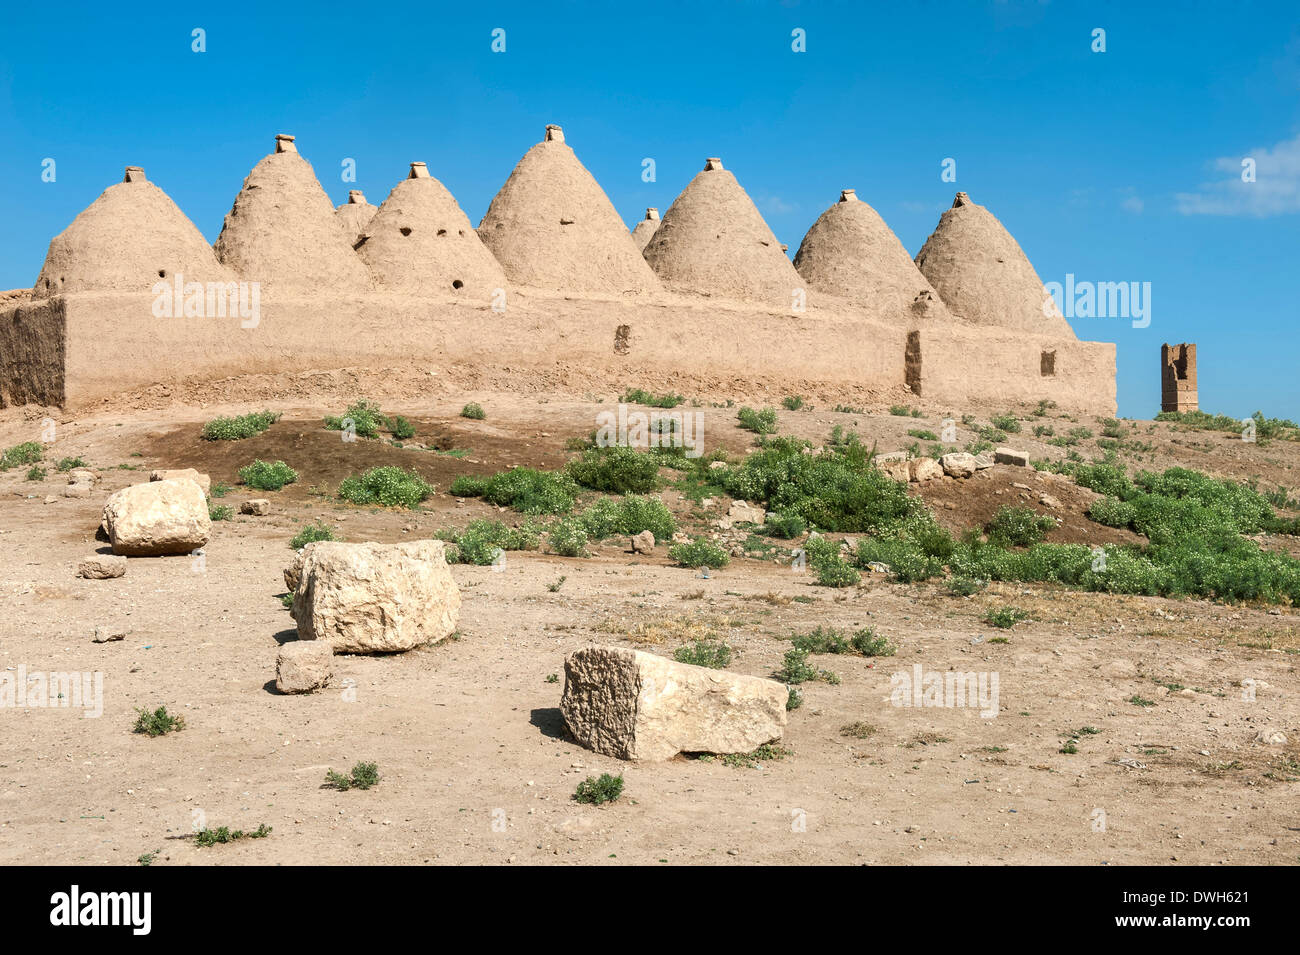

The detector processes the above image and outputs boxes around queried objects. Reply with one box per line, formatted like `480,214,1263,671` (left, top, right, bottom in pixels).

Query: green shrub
775,648,837,685
765,511,806,539
990,413,1022,433
450,467,575,514
1088,496,1137,528
133,706,185,737
1156,409,1300,442
673,638,733,668
194,824,271,847
25,465,46,481
0,441,42,471
775,648,819,684
719,437,935,534
782,395,804,411
447,519,540,565
290,521,337,550
460,403,486,420
337,466,433,508
577,495,676,542
574,773,624,805
792,627,852,654
547,517,589,557
791,626,895,657
851,628,897,656
855,537,945,583
736,406,778,434
324,399,384,438
325,761,380,791
669,538,730,569
908,429,938,441
210,482,232,498
983,606,1030,628
201,410,280,441
815,556,860,588
986,506,1055,547
620,388,683,409
238,459,298,491
566,446,660,494
385,415,416,440
947,576,988,596
208,502,233,521
55,456,89,471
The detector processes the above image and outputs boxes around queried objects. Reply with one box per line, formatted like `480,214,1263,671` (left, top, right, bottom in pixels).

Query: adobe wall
48,290,909,409
4,286,1116,414
0,297,65,407
915,325,1117,415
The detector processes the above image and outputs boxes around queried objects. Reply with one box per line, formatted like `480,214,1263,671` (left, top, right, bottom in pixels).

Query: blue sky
1,0,1297,419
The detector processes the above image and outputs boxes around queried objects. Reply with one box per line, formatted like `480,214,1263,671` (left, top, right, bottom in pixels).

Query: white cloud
1176,131,1300,216
1121,195,1144,214
756,194,797,215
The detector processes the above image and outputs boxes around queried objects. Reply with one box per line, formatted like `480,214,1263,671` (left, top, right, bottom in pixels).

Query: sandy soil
1,395,1297,866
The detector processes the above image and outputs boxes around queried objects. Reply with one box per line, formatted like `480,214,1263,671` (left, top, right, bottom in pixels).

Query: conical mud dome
477,125,659,294
630,207,660,252
214,134,371,293
642,158,801,305
34,166,232,296
335,190,378,246
793,189,953,321
914,192,1074,336
357,162,507,299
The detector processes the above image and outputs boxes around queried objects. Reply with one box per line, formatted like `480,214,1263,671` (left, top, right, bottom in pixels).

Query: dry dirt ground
1,394,1298,866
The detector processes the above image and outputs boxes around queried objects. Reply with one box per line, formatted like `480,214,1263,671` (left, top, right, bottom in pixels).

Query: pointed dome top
215,136,371,292
477,126,659,294
356,163,506,299
792,189,952,322
642,157,801,305
34,166,231,297
914,192,1074,336
630,207,661,252
335,190,379,247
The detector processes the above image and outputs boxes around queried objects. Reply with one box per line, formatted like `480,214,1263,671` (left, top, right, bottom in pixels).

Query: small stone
239,499,271,516
994,447,1030,467
92,627,126,643
78,555,127,579
149,468,211,496
939,452,977,479
631,530,656,554
276,641,335,694
727,500,766,525
908,458,943,482
1255,729,1287,745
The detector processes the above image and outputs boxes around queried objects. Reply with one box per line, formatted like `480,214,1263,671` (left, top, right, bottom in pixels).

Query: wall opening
904,330,922,396
1040,350,1056,376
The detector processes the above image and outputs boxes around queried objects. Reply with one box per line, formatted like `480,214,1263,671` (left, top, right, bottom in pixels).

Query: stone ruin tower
1161,343,1197,413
